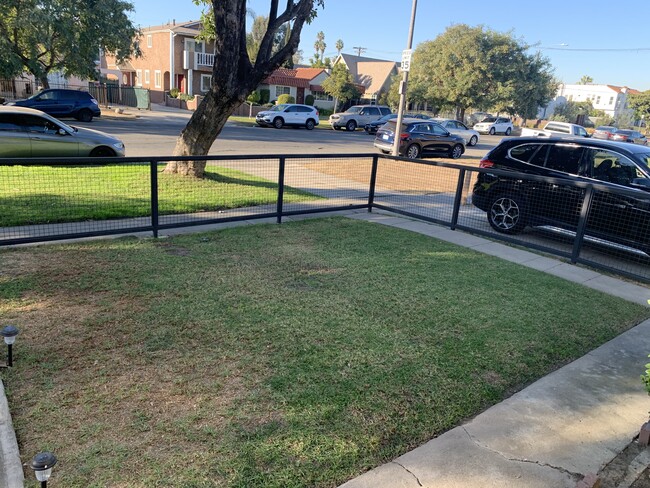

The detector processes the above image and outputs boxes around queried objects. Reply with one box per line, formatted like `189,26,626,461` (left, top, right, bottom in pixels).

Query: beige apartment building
102,20,215,104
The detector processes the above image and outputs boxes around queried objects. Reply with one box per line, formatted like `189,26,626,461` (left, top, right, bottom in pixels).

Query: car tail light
479,158,495,168
315,110,319,117
400,132,410,141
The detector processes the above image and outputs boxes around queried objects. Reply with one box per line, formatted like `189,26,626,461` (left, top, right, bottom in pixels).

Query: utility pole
392,0,418,157
353,46,366,57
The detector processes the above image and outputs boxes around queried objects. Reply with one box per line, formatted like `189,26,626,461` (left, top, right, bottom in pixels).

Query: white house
257,68,335,110
541,83,640,121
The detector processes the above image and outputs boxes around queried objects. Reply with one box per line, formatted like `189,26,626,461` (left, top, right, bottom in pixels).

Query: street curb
0,380,23,487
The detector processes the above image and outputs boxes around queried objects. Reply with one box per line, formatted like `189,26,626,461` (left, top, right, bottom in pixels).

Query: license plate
382,134,389,140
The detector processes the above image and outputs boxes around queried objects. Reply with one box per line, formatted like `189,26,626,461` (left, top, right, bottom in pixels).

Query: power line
353,46,367,57
537,46,650,52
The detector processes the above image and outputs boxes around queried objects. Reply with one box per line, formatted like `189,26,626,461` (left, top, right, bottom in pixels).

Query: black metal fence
1,153,649,283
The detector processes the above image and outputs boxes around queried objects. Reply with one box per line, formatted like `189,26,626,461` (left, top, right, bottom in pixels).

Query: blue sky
131,1,650,91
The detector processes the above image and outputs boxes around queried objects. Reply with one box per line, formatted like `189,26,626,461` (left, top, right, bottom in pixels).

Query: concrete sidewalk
1,209,649,487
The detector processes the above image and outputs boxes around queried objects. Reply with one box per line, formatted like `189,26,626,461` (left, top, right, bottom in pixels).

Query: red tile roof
263,68,326,88
607,85,641,95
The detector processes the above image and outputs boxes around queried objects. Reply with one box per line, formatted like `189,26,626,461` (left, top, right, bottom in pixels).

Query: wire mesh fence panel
0,162,151,242
156,158,281,226
576,186,650,281
281,156,373,214
372,158,463,225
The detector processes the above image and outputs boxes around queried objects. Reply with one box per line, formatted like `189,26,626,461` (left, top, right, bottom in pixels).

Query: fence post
450,168,466,230
368,155,379,212
150,160,159,238
571,185,594,263
277,157,285,224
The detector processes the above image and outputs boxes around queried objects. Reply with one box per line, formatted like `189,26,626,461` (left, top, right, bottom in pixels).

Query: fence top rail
377,153,650,200
0,153,378,166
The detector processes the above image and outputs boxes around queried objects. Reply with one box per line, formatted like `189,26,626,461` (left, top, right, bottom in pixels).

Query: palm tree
336,39,343,56
577,75,593,85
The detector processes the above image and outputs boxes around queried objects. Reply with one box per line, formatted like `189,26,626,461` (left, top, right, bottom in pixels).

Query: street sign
401,49,412,72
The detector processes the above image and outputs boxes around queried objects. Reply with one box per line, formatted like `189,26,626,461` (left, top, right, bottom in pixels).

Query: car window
346,106,362,114
431,124,448,135
546,123,570,134
365,107,380,116
410,123,428,133
544,145,584,174
18,114,62,134
586,149,643,185
296,106,313,113
497,118,509,124
509,144,542,164
576,127,588,137
35,91,58,101
456,122,468,130
0,114,23,132
379,107,391,116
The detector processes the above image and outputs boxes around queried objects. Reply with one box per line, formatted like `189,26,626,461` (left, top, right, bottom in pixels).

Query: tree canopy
0,0,140,87
628,91,650,123
321,63,359,112
409,24,557,121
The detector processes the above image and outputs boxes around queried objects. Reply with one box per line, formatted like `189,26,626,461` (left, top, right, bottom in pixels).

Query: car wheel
487,193,527,234
346,120,357,131
449,144,463,159
406,144,421,159
90,146,116,157
505,127,512,136
305,119,315,130
489,127,496,135
77,109,93,122
273,117,284,129
468,135,478,146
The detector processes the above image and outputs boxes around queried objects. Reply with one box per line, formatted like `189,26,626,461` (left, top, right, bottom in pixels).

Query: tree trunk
455,106,466,123
39,76,50,89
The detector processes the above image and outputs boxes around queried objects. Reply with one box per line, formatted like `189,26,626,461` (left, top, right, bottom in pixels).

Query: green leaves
321,63,359,109
0,0,140,83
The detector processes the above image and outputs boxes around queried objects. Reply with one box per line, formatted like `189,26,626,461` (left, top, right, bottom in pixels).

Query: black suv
472,137,650,253
8,89,101,121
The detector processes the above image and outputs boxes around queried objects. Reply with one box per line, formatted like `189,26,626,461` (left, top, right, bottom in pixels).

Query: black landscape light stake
30,451,57,487
0,326,19,367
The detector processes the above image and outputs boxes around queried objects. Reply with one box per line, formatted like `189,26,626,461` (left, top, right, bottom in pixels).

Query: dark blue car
8,89,101,122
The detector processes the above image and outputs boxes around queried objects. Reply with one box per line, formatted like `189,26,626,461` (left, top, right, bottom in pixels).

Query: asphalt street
70,109,503,158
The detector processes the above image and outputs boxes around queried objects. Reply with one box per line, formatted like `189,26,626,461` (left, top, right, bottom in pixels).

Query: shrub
179,93,195,101
259,89,270,105
277,94,295,105
642,355,650,395
317,108,333,117
168,88,180,99
305,94,315,106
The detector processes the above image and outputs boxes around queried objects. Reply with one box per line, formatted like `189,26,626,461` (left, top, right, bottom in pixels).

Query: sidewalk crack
391,460,423,486
461,426,581,480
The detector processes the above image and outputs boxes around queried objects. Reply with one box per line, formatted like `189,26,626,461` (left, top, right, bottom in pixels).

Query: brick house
102,20,216,104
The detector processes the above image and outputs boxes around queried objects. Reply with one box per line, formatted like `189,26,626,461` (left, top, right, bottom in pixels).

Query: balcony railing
195,52,215,67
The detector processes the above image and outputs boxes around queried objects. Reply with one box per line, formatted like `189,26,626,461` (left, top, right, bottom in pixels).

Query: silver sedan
0,106,125,157
432,118,480,146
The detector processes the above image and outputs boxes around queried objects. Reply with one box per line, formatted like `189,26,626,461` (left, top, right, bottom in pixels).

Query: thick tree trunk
39,76,50,89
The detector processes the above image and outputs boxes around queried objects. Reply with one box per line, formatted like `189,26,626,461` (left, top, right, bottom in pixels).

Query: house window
201,74,211,93
154,70,162,88
144,70,150,85
136,69,142,87
147,35,152,48
275,86,291,97
596,96,601,104
609,96,614,105
310,91,333,101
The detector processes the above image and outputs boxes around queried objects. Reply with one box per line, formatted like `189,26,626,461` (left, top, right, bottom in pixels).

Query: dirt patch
598,437,650,487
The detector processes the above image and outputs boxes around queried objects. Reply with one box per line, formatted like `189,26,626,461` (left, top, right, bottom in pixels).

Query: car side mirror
57,128,67,136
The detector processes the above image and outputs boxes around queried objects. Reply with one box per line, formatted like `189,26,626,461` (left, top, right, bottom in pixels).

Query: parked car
329,105,391,131
255,104,319,130
364,113,430,135
472,136,650,254
473,116,513,135
592,126,618,140
6,89,101,122
610,129,648,145
374,119,466,159
520,121,589,138
0,106,125,157
432,118,480,146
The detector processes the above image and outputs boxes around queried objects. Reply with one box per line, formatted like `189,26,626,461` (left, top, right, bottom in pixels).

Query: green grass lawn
0,164,317,227
1,217,648,487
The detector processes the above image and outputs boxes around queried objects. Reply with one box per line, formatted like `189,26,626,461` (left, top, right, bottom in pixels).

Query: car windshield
616,130,633,136
377,114,397,122
481,117,496,123
268,104,290,112
345,107,363,114
633,148,650,171
596,126,616,131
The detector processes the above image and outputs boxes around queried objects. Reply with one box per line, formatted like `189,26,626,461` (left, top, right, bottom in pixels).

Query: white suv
473,116,513,135
329,105,392,131
255,104,319,130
